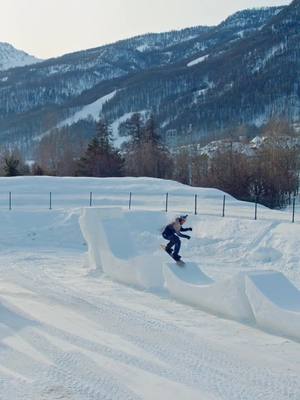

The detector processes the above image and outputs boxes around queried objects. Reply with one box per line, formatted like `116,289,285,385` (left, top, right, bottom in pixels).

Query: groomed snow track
80,207,300,341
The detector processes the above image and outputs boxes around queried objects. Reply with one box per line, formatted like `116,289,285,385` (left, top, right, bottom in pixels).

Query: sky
0,0,292,60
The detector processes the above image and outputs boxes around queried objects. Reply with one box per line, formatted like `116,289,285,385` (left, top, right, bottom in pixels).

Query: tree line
0,115,299,209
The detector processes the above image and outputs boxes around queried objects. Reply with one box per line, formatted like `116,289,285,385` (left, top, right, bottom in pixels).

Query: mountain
0,4,295,155
0,42,41,71
97,1,299,146
98,2,298,144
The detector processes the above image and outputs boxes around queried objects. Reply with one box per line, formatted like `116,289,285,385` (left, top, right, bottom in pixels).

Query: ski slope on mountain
0,176,300,400
57,91,117,128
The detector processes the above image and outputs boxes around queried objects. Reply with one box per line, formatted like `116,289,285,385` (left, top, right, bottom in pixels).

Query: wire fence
0,191,298,224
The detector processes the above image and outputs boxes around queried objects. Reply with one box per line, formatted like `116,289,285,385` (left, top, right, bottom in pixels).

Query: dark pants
163,233,181,258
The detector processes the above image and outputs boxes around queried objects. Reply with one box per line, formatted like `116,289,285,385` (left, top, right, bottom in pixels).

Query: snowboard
160,245,185,266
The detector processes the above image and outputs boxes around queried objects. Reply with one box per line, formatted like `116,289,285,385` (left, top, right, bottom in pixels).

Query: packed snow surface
1,176,300,400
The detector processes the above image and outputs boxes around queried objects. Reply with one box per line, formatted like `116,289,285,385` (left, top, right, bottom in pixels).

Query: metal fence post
129,192,132,210
9,192,12,210
49,192,52,210
254,196,258,220
222,195,226,217
89,192,93,207
194,194,198,215
292,196,296,223
165,193,169,213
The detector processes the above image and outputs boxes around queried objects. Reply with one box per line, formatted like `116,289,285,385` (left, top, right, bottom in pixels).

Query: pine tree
123,113,172,178
119,113,144,145
77,118,123,177
3,154,20,177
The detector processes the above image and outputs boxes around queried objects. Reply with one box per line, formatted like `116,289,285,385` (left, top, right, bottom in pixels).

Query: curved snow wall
163,263,255,322
80,207,300,341
79,207,164,289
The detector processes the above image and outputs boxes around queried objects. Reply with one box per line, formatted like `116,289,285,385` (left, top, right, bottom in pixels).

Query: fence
0,191,298,224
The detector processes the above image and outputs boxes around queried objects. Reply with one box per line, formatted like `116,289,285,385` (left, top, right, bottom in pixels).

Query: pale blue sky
0,0,291,59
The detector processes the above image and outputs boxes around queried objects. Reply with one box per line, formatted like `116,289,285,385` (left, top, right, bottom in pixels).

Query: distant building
165,129,178,148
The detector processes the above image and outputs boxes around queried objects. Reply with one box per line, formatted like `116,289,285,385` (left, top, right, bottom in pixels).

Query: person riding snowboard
162,215,192,261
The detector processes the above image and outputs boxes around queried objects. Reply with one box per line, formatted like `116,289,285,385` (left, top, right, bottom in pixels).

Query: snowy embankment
1,177,300,399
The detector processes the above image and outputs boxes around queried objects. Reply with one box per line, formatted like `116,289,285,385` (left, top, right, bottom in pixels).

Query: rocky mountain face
1,3,298,154
0,42,40,71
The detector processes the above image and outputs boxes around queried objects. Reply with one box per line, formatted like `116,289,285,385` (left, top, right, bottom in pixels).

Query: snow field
0,176,298,225
1,177,300,399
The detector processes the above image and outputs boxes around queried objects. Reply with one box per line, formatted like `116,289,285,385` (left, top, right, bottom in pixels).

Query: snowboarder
162,215,192,262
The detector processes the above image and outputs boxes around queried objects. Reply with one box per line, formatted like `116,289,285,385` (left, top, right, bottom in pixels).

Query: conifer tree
123,113,172,178
3,154,20,177
77,118,123,177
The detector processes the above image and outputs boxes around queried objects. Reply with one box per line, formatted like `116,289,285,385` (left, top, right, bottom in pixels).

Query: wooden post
165,193,169,213
194,194,198,215
9,192,12,210
89,192,93,207
49,192,52,210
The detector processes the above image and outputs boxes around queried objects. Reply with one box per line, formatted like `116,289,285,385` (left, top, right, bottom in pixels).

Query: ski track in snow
1,250,300,400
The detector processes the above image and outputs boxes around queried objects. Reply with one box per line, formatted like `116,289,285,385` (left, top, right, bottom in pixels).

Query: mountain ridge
0,4,296,155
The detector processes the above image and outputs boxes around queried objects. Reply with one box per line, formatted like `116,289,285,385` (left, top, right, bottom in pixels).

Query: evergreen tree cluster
1,115,299,209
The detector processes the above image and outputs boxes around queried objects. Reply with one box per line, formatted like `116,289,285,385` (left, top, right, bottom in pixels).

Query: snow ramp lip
245,271,300,341
163,263,255,322
164,262,213,285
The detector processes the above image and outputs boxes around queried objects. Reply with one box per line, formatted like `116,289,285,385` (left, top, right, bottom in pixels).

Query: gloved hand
188,228,193,231
186,235,191,240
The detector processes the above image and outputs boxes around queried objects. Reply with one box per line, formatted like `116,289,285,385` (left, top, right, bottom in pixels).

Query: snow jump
80,207,300,341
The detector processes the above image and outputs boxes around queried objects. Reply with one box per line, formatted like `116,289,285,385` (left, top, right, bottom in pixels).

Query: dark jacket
163,218,191,239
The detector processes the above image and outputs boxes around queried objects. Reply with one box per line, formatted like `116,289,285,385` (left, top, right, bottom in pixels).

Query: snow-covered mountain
0,42,41,71
1,3,299,155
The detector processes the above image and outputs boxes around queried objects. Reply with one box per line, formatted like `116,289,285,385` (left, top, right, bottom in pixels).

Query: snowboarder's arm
177,232,191,239
180,227,192,232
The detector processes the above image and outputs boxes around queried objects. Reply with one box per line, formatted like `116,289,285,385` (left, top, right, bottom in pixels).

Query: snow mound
246,271,300,340
163,263,255,321
79,207,164,289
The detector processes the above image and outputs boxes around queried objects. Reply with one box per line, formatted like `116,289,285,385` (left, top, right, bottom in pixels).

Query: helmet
179,214,188,222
